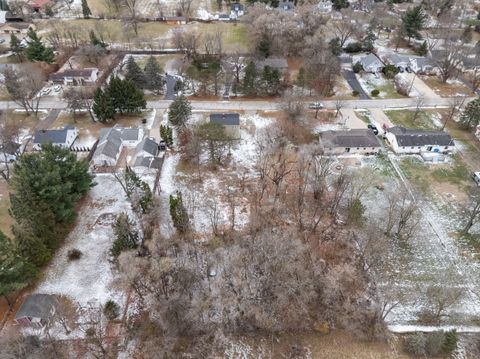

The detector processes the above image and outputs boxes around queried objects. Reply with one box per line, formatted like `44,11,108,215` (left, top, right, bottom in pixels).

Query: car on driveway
308,102,324,109
53,85,62,92
368,124,379,135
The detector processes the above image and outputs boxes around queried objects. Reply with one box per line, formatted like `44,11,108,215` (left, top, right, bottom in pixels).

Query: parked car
308,102,324,109
53,85,62,92
40,88,51,96
473,172,480,186
368,124,379,135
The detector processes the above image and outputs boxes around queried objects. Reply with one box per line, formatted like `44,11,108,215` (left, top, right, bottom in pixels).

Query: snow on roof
135,137,158,157
360,53,384,68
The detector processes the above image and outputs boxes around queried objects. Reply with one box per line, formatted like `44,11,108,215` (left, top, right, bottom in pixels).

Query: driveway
342,70,370,100
164,74,177,100
369,108,394,131
340,108,367,129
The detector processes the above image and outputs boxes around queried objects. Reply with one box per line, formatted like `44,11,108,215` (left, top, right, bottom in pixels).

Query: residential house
133,156,163,169
135,137,158,158
278,1,295,11
255,57,289,74
384,53,435,74
319,129,381,155
209,113,241,139
92,126,143,167
385,126,455,154
15,294,57,327
461,55,479,73
33,125,78,151
230,3,245,19
0,22,33,35
317,0,333,13
359,53,384,73
164,16,187,25
217,13,231,21
0,141,20,162
49,68,99,86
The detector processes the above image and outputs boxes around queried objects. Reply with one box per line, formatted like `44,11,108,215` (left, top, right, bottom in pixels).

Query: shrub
67,248,82,261
371,89,380,96
344,42,363,53
382,64,400,79
352,90,359,96
353,62,363,73
425,331,445,356
404,332,426,356
442,330,458,354
103,299,119,320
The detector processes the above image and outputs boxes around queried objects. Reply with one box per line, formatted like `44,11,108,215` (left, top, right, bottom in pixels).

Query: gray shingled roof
121,128,140,141
16,294,57,320
210,113,240,126
231,2,243,11
95,128,122,159
320,129,381,148
33,126,75,145
388,126,453,147
133,156,163,169
135,138,158,157
278,1,295,10
360,53,384,68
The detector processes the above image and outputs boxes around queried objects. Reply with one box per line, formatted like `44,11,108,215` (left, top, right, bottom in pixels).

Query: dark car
368,124,379,135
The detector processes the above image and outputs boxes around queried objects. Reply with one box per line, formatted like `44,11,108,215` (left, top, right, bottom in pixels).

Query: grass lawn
0,180,13,237
354,110,371,124
385,109,440,130
195,22,251,53
37,19,172,45
422,76,473,97
372,82,406,99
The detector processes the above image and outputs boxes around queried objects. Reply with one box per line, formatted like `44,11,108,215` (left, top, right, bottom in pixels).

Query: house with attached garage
92,126,143,167
319,129,381,155
385,126,455,154
15,294,57,327
359,53,384,74
209,113,241,139
383,54,435,74
49,68,99,86
33,125,78,151
132,137,164,169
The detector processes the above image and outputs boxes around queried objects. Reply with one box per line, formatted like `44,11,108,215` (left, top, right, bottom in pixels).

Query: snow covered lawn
357,73,404,99
36,174,131,307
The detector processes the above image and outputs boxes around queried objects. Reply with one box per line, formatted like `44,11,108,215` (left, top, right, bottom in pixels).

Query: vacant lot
195,22,251,53
422,76,473,97
385,109,442,130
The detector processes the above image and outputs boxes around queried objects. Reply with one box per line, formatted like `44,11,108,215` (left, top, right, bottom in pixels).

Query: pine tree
402,5,428,42
417,40,428,56
82,0,92,18
10,33,24,60
160,125,173,147
119,79,146,114
0,231,37,307
124,167,153,214
169,191,189,232
442,330,458,354
257,32,270,58
168,95,191,128
296,67,306,90
261,65,281,96
92,87,115,122
242,61,257,96
125,56,145,88
89,30,107,49
25,28,54,63
144,56,164,95
328,37,342,56
332,0,349,11
459,98,480,129
111,213,138,259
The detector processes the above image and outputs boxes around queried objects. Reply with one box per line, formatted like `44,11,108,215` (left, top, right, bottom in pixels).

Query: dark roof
16,294,57,320
320,129,381,148
49,68,97,81
135,137,158,157
388,126,453,146
121,128,140,141
133,156,163,169
210,113,240,126
278,1,295,10
95,128,122,159
231,2,244,10
33,126,75,145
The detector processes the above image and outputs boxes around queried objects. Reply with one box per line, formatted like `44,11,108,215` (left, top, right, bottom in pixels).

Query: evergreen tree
417,40,428,56
442,330,458,355
261,65,281,96
125,56,145,88
242,61,258,96
328,37,342,56
111,213,138,259
332,0,349,11
24,28,54,63
257,32,270,58
10,33,24,60
92,87,115,122
0,0,10,11
82,0,92,18
124,167,153,214
0,231,37,307
120,79,147,114
144,56,164,95
168,95,191,128
169,191,189,232
401,5,427,42
459,98,480,129
296,67,306,90
89,30,107,49
160,125,173,147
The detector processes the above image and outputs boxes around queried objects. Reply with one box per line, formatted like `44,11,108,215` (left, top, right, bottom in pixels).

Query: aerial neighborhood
1,0,480,357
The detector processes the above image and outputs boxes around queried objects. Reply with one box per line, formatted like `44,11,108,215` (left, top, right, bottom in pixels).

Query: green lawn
354,110,371,124
196,23,252,53
385,109,441,130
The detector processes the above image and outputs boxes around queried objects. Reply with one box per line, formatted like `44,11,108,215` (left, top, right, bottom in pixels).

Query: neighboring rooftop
16,294,57,320
210,113,240,126
49,68,97,81
388,126,454,147
135,137,158,157
320,129,381,148
360,53,384,68
33,125,75,145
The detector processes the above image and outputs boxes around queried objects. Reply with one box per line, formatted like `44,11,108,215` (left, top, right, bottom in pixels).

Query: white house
384,53,435,74
49,68,99,86
92,126,143,167
32,125,77,150
317,0,332,13
385,126,455,154
359,53,384,73
319,129,381,155
230,2,245,19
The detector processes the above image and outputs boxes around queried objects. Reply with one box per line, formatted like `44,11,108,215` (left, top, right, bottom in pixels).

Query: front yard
421,76,473,97
385,109,442,130
357,73,406,99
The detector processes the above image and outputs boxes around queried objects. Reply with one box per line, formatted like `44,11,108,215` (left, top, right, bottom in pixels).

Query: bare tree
51,295,79,335
384,189,420,241
442,95,466,130
176,0,193,20
412,94,425,122
125,0,140,36
0,112,20,182
172,29,199,59
63,87,96,122
335,98,345,118
2,64,45,115
333,19,355,47
461,187,480,234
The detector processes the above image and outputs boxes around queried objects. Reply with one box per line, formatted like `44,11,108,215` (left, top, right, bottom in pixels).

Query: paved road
1,96,476,112
342,70,370,100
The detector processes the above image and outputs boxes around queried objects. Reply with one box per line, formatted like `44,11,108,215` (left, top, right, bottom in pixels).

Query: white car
473,172,480,186
40,88,51,96
308,102,324,110
53,85,62,92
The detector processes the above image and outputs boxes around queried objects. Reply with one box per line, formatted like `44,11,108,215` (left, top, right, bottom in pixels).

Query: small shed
209,113,240,139
15,294,57,326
